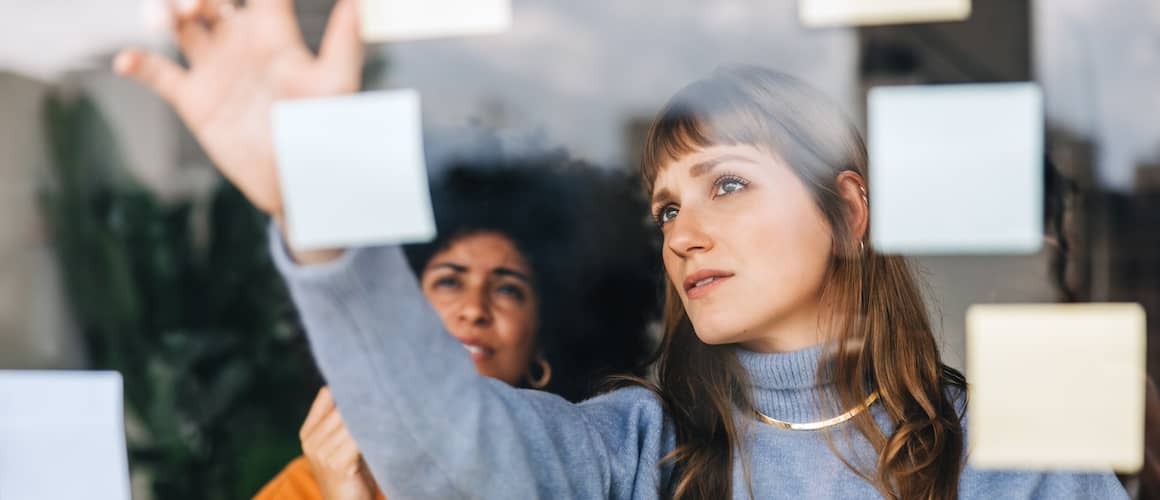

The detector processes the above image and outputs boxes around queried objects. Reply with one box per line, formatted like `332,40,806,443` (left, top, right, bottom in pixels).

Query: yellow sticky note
799,0,971,28
966,303,1145,473
360,0,512,42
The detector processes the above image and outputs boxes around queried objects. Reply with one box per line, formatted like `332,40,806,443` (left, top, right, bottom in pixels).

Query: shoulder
499,383,672,451
577,385,669,429
578,386,674,453
253,456,322,500
580,385,666,407
577,386,676,493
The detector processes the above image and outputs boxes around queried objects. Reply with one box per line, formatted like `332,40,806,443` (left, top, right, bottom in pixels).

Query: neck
739,298,828,353
734,343,844,422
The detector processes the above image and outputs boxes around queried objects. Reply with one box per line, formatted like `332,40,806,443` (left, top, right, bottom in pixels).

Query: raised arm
269,231,673,498
115,2,671,497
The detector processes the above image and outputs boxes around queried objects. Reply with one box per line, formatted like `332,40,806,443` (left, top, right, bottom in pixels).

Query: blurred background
1,0,1157,498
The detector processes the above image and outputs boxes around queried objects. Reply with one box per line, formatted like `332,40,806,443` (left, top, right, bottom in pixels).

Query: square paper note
272,90,436,251
967,303,1146,472
0,371,130,500
360,0,512,42
869,83,1043,255
800,0,971,27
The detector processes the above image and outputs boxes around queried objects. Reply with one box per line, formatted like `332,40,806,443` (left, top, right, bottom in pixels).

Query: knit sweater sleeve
268,226,674,500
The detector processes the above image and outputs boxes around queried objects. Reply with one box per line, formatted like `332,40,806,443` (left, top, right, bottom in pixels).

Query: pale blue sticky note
272,90,436,250
0,371,130,500
868,83,1043,255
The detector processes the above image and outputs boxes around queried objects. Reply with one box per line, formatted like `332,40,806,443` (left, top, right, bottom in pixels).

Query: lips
459,338,495,361
683,269,734,299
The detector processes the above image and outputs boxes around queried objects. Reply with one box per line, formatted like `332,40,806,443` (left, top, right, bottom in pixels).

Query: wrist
272,215,345,265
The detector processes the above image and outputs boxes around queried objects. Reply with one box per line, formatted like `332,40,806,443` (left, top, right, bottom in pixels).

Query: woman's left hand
300,387,380,500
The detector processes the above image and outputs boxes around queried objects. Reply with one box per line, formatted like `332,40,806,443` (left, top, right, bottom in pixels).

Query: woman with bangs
116,0,1129,498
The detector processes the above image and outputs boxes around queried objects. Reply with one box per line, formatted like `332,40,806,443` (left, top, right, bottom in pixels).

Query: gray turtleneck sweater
270,232,1129,499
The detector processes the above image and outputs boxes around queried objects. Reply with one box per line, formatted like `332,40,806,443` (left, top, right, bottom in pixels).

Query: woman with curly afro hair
255,154,662,499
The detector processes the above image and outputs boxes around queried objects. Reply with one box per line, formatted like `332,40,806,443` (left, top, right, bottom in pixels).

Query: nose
666,205,713,258
456,284,493,327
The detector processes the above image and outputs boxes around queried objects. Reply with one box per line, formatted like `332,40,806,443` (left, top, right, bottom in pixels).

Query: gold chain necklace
755,392,880,431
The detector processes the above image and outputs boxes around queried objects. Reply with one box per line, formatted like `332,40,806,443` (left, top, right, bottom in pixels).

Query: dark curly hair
403,152,662,402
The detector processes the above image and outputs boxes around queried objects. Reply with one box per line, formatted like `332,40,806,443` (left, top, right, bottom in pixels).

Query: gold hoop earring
859,240,866,255
527,355,552,389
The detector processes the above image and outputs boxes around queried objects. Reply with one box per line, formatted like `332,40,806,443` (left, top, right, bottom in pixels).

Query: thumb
318,0,364,84
358,457,379,494
113,49,187,105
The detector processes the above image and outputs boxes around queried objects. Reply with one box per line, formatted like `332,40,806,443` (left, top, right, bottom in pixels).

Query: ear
835,171,869,243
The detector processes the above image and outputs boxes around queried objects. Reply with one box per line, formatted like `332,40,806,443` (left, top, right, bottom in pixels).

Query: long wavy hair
633,66,967,499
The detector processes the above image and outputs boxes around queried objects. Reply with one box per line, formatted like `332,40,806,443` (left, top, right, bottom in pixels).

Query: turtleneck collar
734,343,831,390
733,343,842,423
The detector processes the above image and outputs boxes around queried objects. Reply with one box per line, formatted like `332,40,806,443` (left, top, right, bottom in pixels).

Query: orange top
253,456,387,500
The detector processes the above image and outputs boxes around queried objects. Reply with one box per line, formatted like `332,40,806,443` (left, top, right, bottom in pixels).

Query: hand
113,0,364,219
300,387,379,500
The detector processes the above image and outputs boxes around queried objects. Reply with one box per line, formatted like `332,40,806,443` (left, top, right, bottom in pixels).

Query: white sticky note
272,90,436,250
868,83,1043,255
799,0,971,27
967,303,1146,472
360,0,512,42
0,371,130,500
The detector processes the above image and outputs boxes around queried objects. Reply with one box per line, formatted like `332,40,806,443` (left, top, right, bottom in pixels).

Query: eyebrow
427,262,532,284
690,154,757,177
651,153,758,205
651,187,674,208
493,268,533,283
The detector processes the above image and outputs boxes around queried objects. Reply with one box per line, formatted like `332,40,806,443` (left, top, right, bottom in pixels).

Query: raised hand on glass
114,0,363,221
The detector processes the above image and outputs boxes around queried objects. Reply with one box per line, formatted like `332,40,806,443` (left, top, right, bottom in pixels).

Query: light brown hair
631,65,966,499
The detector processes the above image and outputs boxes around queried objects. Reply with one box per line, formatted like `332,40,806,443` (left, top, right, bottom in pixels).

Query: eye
496,284,527,302
432,276,461,290
714,175,748,197
654,205,679,226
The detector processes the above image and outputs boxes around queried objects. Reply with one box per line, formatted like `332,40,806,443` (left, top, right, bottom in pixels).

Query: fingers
299,387,336,439
302,410,343,456
310,406,349,443
317,428,363,476
113,49,187,104
174,19,212,63
173,0,224,26
169,0,239,64
248,0,295,15
171,0,249,42
301,389,349,456
301,402,363,477
357,457,376,488
318,0,364,83
313,434,362,476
